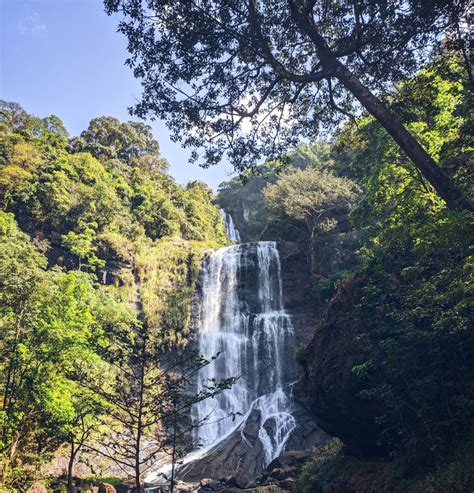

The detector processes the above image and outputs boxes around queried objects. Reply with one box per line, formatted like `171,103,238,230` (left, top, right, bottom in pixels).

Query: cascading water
191,213,297,468
221,209,241,243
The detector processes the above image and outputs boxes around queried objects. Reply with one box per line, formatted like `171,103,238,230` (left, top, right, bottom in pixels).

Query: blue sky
0,0,234,189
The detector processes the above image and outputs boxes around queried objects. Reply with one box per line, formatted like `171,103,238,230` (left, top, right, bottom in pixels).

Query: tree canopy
105,0,471,209
0,104,230,490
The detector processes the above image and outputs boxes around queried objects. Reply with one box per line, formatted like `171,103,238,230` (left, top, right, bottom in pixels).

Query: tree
62,222,105,271
105,0,471,210
0,142,44,208
0,212,113,489
64,395,104,493
144,347,235,493
69,116,160,166
78,317,234,492
264,168,359,274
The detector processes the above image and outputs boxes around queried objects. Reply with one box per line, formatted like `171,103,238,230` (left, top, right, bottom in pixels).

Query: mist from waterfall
191,213,296,468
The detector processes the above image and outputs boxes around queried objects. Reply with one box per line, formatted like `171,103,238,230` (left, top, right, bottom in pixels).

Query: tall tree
264,167,359,274
105,0,471,210
79,319,234,492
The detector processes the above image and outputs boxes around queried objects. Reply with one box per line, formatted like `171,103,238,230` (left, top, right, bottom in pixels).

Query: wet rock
241,408,262,444
179,408,265,485
199,477,214,486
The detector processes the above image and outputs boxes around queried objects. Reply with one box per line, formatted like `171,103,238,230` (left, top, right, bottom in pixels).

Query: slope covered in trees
217,57,474,491
0,104,230,491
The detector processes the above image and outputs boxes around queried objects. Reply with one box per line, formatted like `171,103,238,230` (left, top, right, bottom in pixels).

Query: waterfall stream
191,214,297,467
221,209,241,243
146,212,298,484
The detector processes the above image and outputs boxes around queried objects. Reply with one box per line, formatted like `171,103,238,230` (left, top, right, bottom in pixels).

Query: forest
1,0,473,492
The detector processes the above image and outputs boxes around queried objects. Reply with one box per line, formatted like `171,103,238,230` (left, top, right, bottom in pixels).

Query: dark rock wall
299,274,385,455
277,241,316,350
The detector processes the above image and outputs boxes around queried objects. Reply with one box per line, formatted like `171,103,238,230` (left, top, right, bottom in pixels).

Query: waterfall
221,209,241,243
192,214,296,468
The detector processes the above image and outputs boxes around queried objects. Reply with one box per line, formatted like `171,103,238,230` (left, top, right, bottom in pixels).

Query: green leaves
62,222,105,271
0,213,127,487
0,104,229,487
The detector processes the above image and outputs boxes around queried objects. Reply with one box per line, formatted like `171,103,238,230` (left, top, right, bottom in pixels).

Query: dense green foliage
0,211,116,490
219,57,473,489
0,104,226,251
217,143,338,242
339,61,474,461
105,0,470,211
327,59,474,461
0,103,228,490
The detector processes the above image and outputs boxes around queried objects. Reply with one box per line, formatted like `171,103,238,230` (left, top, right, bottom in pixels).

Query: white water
191,214,296,467
221,209,241,243
145,213,297,484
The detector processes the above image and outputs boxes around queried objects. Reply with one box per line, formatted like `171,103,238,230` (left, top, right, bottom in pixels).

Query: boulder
223,475,246,488
267,449,311,472
278,477,296,490
115,484,133,493
198,478,223,492
98,483,116,493
199,478,222,491
268,467,295,481
26,484,47,493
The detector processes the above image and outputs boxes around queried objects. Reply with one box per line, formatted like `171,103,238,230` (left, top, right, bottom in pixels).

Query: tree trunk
307,223,318,279
289,6,471,210
134,460,141,493
134,428,142,493
134,360,146,493
330,59,469,210
170,400,177,493
1,433,20,481
67,440,76,493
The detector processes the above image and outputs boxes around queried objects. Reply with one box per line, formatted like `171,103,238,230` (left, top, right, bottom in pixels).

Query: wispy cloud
17,9,46,35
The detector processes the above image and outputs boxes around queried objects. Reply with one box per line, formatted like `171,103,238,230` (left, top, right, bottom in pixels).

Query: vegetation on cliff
0,104,229,490
217,56,474,490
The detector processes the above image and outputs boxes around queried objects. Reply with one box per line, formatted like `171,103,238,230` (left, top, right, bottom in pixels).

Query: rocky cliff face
299,274,385,456
179,241,329,487
280,227,386,457
277,241,317,350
